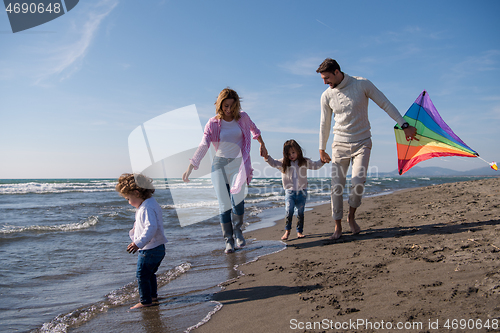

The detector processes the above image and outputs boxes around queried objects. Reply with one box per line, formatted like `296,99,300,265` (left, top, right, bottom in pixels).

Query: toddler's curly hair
115,173,155,200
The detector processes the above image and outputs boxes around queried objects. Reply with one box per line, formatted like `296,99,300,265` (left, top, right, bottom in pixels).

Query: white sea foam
34,263,191,333
184,301,223,332
162,200,219,210
0,216,99,235
246,195,284,204
0,181,116,194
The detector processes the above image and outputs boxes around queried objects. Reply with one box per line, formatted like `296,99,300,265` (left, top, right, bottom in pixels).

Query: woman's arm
256,135,268,158
190,119,215,170
244,112,267,157
182,163,195,183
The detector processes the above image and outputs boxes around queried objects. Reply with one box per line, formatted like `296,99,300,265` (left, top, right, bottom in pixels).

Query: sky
1,0,499,179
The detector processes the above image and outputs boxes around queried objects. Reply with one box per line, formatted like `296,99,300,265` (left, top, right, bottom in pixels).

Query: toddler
115,173,168,309
265,140,324,240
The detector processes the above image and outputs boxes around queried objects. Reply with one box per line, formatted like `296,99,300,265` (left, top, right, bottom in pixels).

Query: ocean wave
249,178,281,186
246,191,282,198
162,200,219,210
185,301,223,332
0,216,99,235
32,263,191,333
0,181,116,195
162,183,214,190
246,195,284,204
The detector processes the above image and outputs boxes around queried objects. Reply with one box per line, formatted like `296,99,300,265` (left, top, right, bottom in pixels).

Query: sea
0,175,494,333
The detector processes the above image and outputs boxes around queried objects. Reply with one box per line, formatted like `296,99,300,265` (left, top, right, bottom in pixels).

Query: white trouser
331,138,372,220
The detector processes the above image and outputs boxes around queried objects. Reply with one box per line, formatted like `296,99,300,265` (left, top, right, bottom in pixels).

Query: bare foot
130,302,154,309
348,218,361,235
329,220,342,240
347,206,361,235
329,230,341,240
297,232,305,238
281,230,290,240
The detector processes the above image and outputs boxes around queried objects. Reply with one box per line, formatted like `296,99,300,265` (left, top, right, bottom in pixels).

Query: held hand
404,126,418,141
127,242,139,254
320,150,331,163
182,164,194,183
260,144,268,158
256,135,268,158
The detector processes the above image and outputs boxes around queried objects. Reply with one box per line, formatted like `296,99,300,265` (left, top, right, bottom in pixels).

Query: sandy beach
194,178,500,333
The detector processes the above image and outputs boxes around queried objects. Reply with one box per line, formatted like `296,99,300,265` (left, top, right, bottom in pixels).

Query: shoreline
193,177,500,332
186,188,411,331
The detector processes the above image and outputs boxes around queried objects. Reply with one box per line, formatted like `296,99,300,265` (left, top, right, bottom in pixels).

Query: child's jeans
136,244,165,305
284,189,307,233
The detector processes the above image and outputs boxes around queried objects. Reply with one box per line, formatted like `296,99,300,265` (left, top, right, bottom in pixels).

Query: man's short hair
316,58,341,74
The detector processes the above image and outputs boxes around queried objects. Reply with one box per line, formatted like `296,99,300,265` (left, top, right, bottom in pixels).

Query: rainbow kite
394,90,486,175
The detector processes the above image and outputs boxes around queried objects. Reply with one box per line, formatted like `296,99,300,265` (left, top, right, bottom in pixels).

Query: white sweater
265,156,324,191
319,73,406,149
129,197,168,250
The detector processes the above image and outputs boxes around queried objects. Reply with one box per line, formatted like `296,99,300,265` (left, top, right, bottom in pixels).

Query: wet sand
194,178,500,332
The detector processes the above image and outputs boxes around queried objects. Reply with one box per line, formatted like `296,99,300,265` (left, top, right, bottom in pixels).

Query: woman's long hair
282,139,306,174
215,88,242,121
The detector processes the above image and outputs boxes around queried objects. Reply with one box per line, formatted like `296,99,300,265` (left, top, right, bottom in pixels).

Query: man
317,58,417,240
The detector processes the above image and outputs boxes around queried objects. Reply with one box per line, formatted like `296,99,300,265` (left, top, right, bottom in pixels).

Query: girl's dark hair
282,139,306,174
115,173,155,200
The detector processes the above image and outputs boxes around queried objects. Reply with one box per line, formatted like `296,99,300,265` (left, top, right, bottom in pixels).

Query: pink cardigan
190,112,261,194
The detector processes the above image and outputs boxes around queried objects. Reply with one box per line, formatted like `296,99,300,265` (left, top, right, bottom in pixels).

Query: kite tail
477,156,498,171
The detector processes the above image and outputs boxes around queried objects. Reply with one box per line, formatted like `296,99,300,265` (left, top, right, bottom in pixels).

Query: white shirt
129,197,168,250
265,156,325,191
216,119,243,158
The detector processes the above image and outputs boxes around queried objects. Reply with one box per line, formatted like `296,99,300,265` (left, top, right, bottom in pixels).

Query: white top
265,156,325,191
216,119,243,158
319,73,406,149
129,197,168,250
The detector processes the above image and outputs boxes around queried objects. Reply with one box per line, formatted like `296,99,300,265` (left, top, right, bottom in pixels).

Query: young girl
183,88,267,253
265,140,324,240
115,173,168,309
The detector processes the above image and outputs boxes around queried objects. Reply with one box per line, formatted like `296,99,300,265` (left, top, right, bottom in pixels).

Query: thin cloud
442,50,500,84
279,56,324,76
462,50,500,72
316,19,333,30
484,104,500,120
480,95,500,101
35,0,119,84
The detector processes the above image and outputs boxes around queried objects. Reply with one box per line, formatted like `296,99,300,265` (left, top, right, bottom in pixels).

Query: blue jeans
136,244,165,304
284,189,307,233
211,156,245,224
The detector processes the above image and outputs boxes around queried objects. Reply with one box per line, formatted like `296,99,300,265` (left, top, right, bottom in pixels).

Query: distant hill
376,166,499,177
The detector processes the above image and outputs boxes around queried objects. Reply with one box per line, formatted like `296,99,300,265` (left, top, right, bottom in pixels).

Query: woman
182,88,267,253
